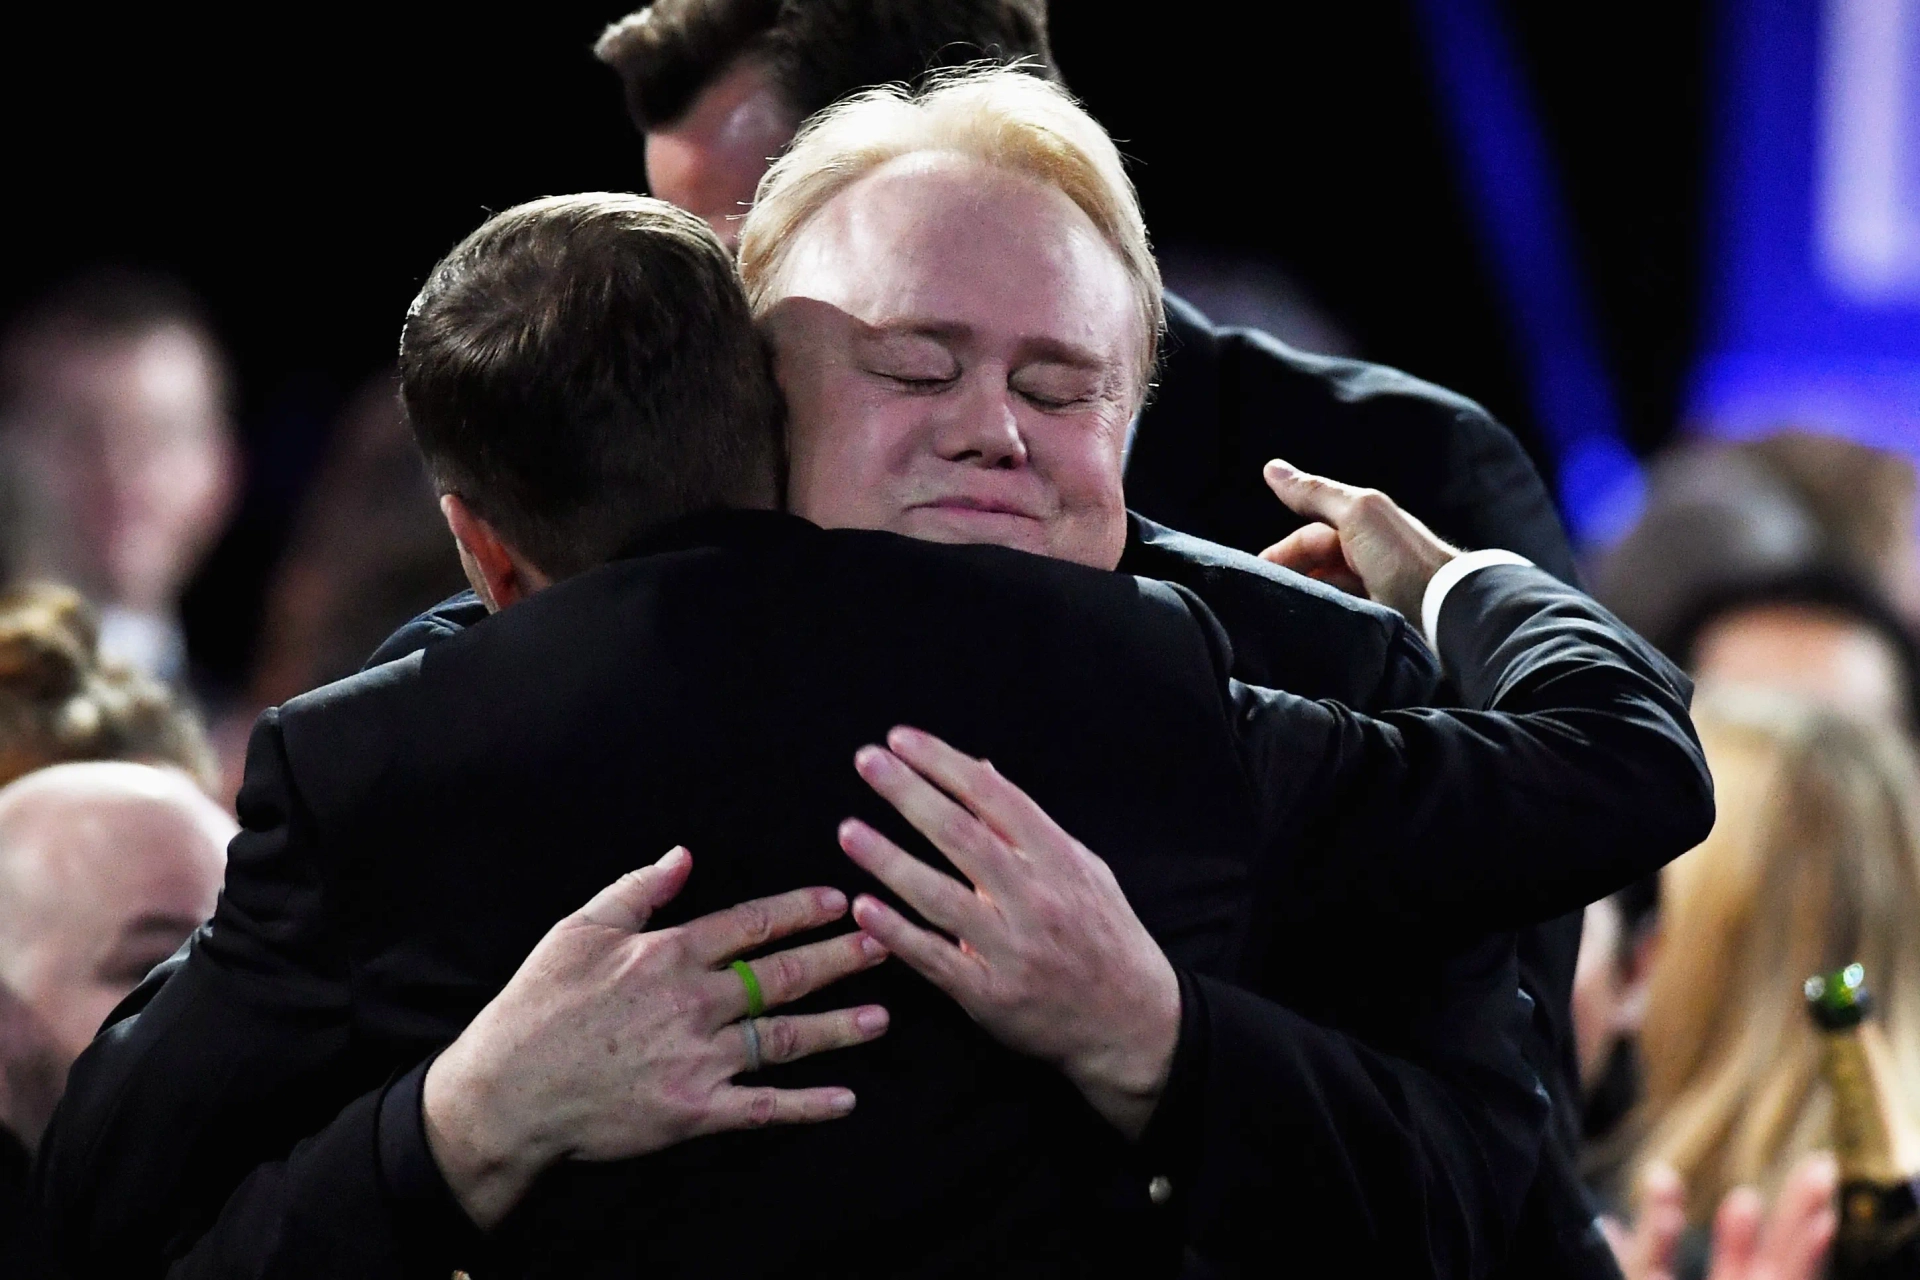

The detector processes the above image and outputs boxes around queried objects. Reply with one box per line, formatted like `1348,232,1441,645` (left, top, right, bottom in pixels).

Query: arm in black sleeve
1235,563,1714,934
1139,938,1548,1279
36,710,478,1279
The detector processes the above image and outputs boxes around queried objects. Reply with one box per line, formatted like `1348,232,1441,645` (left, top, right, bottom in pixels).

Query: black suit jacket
1130,295,1577,583
40,512,1707,1278
1128,303,1613,1278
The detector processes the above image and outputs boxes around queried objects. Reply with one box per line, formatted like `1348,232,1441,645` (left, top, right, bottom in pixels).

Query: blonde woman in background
1609,688,1920,1278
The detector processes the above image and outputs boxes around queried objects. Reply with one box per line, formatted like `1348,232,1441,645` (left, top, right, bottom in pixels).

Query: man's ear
440,494,550,613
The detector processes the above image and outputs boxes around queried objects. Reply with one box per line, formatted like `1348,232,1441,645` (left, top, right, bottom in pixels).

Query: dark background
1,1,1713,686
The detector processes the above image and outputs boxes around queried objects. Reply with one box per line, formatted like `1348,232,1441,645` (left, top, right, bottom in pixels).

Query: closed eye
873,370,957,393
1018,389,1092,411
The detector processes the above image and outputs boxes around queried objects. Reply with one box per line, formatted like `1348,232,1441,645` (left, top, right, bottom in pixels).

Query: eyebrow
864,320,1111,372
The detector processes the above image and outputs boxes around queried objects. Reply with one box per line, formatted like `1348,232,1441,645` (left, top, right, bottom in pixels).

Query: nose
930,377,1028,470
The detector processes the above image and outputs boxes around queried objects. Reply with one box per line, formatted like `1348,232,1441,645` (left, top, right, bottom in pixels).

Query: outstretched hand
838,726,1180,1140
1259,457,1459,622
423,847,890,1230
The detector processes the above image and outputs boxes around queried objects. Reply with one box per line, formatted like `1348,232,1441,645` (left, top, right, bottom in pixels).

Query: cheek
1031,412,1127,511
1026,412,1129,568
786,386,922,525
8,947,116,1064
52,982,129,1062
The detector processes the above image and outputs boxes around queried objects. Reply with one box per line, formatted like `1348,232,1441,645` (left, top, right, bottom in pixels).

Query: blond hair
0,583,216,794
1627,688,1920,1219
736,62,1163,395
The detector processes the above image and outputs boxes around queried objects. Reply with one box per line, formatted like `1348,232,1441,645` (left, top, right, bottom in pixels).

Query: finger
1263,458,1365,528
704,929,889,1018
882,727,1074,868
853,744,1016,893
839,817,993,938
1637,1162,1688,1276
1759,1152,1838,1280
851,893,983,1000
737,1005,891,1069
575,846,694,931
680,885,850,966
1258,524,1365,594
701,1084,858,1134
1259,521,1340,567
1707,1186,1764,1280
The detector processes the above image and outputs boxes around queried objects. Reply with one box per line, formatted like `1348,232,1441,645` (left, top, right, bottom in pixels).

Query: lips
912,495,1042,520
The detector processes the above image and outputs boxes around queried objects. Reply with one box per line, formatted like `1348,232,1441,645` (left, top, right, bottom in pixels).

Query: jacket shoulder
1165,292,1494,428
361,590,486,670
275,650,426,825
1154,293,1577,581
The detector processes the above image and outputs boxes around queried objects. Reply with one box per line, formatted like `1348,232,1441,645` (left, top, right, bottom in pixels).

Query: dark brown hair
398,193,781,578
593,0,1057,130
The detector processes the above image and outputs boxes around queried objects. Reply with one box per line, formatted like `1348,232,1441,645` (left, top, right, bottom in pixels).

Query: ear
439,494,550,613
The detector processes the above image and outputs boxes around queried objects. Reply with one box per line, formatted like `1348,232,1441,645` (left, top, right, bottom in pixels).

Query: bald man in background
0,762,230,1272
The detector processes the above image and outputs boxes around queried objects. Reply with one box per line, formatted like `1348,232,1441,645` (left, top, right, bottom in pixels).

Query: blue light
1409,0,1644,547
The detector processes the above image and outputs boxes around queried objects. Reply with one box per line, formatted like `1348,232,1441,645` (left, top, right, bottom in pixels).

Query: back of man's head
398,193,782,580
595,0,1057,131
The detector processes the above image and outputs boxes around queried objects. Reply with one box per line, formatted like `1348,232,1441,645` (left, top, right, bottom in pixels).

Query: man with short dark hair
400,193,782,591
595,0,1055,241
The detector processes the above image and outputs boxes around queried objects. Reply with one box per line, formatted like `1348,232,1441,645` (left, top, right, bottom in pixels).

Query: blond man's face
757,155,1144,571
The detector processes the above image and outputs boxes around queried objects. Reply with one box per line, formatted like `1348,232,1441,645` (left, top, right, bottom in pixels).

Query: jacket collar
614,507,818,561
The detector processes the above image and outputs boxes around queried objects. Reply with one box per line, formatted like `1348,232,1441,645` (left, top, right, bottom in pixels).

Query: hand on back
839,726,1181,1140
422,847,890,1229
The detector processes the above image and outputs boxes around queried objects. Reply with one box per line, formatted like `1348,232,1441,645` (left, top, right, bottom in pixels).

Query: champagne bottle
1805,963,1920,1278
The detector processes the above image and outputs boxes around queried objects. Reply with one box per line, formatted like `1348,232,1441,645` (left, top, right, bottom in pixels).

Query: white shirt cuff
1420,549,1534,654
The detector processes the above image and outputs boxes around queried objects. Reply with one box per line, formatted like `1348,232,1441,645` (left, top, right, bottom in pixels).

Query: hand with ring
840,728,1181,1140
423,846,891,1230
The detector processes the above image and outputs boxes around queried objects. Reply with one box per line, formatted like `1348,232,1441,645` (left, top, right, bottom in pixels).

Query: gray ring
740,1018,763,1073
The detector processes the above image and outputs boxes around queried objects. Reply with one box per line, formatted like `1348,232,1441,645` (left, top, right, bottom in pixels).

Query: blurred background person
0,271,237,685
1595,430,1920,658
1729,433,1920,623
1588,690,1920,1278
0,583,215,794
0,761,231,1270
204,370,467,800
1664,568,1920,731
244,371,464,710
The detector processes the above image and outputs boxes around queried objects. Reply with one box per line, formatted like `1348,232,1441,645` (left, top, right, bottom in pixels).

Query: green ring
731,959,765,1019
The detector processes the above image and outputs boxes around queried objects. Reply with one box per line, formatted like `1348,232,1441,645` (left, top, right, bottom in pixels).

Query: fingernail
851,895,885,925
855,1006,889,1035
830,1089,856,1114
887,726,919,750
859,933,888,960
660,846,690,868
817,887,847,913
854,746,891,776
